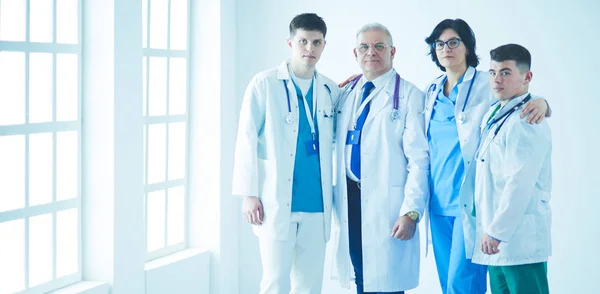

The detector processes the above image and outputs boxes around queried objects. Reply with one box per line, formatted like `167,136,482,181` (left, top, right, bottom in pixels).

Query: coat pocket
257,159,277,208
388,186,405,225
501,214,537,256
389,186,405,200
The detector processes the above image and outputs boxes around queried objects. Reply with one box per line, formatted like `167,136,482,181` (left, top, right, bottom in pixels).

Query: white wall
145,250,209,294
235,0,600,293
188,0,239,293
82,0,145,292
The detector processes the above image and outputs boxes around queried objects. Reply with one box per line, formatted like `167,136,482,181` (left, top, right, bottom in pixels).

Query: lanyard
297,79,318,139
282,77,318,138
349,73,400,129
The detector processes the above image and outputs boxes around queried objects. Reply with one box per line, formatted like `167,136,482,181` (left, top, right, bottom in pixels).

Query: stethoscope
474,94,532,162
426,70,477,124
283,79,333,124
347,73,402,122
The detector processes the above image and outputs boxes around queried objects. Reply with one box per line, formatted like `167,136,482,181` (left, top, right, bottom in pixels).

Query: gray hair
356,23,393,45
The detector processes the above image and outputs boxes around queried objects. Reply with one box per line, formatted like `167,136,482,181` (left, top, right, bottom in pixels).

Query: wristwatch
405,211,420,222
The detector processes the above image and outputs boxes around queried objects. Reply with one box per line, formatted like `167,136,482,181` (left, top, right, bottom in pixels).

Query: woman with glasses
422,19,550,294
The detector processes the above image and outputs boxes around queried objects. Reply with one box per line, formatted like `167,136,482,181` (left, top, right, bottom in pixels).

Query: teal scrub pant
430,214,487,294
488,262,549,294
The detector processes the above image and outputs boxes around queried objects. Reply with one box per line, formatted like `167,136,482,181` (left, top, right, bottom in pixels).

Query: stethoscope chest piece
457,112,466,124
389,109,400,122
285,113,294,124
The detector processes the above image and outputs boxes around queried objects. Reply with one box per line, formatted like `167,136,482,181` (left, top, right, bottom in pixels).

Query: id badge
346,130,361,145
305,139,319,155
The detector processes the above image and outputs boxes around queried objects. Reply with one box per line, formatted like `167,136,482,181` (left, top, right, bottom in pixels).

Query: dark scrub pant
347,177,404,294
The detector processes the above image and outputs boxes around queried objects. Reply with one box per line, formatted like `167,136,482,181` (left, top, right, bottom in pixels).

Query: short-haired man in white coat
472,43,552,294
232,13,340,294
331,23,430,294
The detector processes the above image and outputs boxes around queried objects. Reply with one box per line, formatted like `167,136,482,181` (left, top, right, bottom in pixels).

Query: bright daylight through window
0,0,81,293
142,0,190,261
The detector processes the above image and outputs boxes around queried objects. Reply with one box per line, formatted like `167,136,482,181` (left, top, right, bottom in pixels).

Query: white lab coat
423,66,496,259
471,93,552,266
423,67,550,259
331,69,429,292
231,60,340,242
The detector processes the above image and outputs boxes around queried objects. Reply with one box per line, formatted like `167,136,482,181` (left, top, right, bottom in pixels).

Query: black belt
346,176,361,190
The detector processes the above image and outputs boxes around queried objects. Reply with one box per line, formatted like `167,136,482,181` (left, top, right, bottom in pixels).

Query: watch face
408,211,418,221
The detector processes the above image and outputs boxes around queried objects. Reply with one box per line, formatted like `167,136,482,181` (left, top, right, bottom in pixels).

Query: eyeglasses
356,42,390,53
433,37,462,50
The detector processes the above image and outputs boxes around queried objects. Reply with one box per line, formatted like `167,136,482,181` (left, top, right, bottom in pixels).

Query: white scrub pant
258,212,326,294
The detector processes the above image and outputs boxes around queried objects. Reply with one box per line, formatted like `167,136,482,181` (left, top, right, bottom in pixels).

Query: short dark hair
289,13,327,38
425,19,479,72
490,44,532,73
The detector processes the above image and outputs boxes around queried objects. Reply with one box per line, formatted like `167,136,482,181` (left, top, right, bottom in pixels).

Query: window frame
142,0,191,261
0,0,83,293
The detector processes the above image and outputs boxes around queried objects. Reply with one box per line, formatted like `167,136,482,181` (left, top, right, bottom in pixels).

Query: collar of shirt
438,71,466,102
288,65,313,97
360,68,395,91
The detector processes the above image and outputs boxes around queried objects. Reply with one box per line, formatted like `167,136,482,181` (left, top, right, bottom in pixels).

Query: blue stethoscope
348,73,402,122
282,80,333,124
426,70,477,124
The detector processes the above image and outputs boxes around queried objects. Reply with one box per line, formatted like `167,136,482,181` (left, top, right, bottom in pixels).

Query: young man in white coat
472,44,552,294
231,13,340,294
331,23,429,294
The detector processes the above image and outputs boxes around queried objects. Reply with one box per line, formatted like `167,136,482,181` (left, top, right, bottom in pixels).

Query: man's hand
390,215,416,240
521,99,548,124
242,196,263,225
481,233,501,255
338,74,360,87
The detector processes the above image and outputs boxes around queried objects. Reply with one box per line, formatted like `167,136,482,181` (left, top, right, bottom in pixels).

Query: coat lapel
454,66,477,117
424,75,446,135
364,71,397,126
277,60,300,142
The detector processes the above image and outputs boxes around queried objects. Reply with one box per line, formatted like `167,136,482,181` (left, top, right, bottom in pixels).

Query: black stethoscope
348,73,402,122
426,70,477,124
474,94,532,162
282,79,333,124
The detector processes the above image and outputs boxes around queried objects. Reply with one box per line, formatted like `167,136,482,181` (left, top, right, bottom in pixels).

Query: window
0,0,82,293
142,0,190,261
